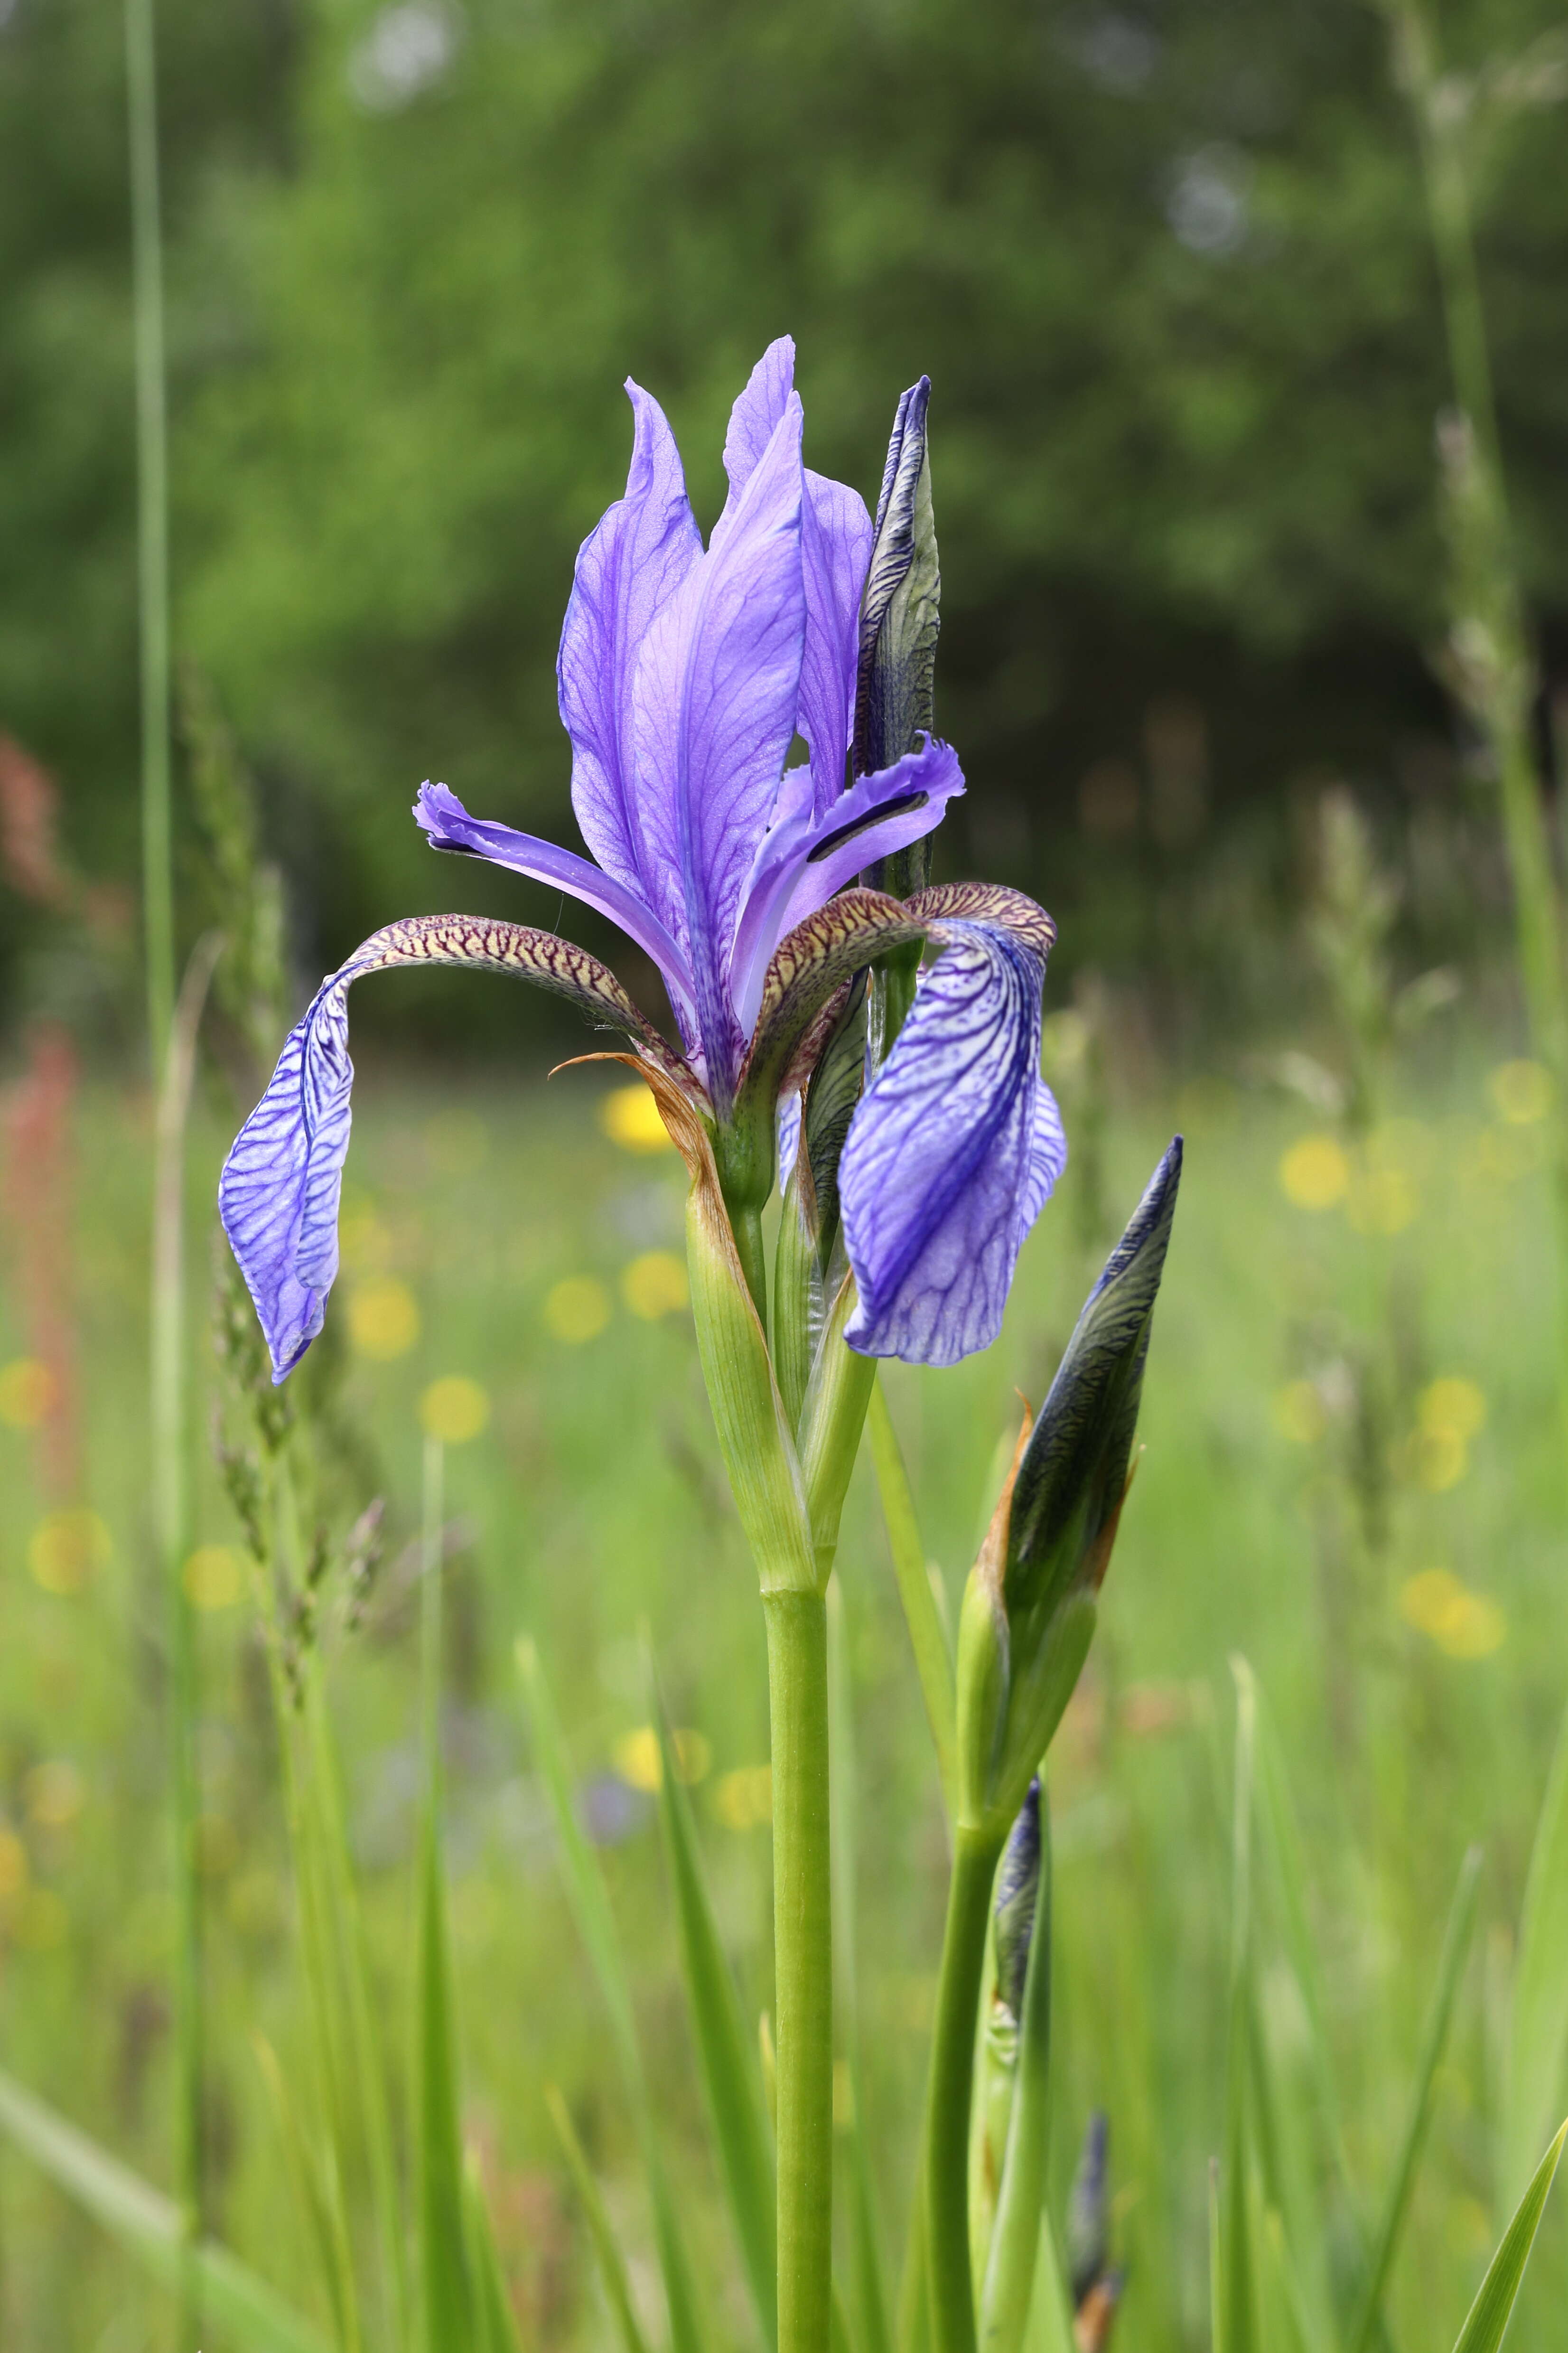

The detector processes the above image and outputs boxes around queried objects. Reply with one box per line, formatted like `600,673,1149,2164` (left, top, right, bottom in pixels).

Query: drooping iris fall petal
840,918,1064,1366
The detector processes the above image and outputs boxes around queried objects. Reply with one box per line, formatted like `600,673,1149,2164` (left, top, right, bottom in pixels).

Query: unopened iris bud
992,1777,1043,2027
855,377,940,900
955,1138,1182,1838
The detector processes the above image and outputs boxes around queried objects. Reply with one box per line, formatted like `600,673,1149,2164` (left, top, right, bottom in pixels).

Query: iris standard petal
728,737,965,1037
840,918,1057,1367
633,397,807,1104
414,781,699,1040
716,337,873,811
557,380,701,928
221,913,678,1381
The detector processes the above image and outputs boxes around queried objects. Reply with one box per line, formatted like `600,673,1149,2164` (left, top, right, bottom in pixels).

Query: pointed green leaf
1348,1845,1484,2353
1023,2218,1075,2353
518,1638,707,2353
1451,2120,1567,2353
546,2087,655,2353
867,1379,956,1815
649,1662,778,2349
1502,1701,1568,2207
0,2067,331,2353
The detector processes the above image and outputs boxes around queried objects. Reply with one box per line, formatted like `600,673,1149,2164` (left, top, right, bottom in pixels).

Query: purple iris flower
219,339,1064,1381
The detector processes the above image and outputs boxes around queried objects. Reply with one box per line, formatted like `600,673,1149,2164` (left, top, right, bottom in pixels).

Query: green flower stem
764,1589,833,2353
924,1827,1004,2353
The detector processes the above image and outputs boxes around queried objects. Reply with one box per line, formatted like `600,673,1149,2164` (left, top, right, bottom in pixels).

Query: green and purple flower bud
992,1776,1044,2028
954,1139,1182,1839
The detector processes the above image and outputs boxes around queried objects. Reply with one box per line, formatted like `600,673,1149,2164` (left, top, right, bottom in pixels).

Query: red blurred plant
2,1022,81,1502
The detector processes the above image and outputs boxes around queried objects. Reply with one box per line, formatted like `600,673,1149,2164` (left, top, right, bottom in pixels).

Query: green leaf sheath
1451,2120,1567,2353
765,1591,835,2353
924,1828,1004,2353
979,1802,1052,2351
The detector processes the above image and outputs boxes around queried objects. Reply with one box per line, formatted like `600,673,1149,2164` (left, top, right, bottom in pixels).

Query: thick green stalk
924,1830,1003,2353
764,1591,834,2353
126,0,174,1063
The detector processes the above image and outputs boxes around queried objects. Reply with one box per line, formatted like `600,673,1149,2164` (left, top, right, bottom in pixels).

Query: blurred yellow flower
1272,1381,1326,1444
348,1276,420,1360
1400,1569,1506,1659
1489,1059,1554,1125
1346,1167,1419,1237
622,1250,689,1321
28,1509,111,1596
712,1764,773,1830
1392,1425,1468,1493
600,1084,674,1153
613,1725,712,1792
0,1831,28,1899
1279,1135,1350,1210
24,1762,84,1830
1419,1378,1486,1443
0,1359,55,1430
183,1545,244,1611
420,1375,491,1445
545,1276,611,1344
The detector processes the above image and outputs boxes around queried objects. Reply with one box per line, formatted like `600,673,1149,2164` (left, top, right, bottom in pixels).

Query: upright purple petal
633,398,807,1103
728,737,966,1036
558,381,701,933
716,339,873,811
799,475,873,811
840,920,1061,1366
415,782,700,1042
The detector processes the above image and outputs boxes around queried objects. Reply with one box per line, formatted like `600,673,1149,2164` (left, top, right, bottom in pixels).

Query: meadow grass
0,1029,1564,2349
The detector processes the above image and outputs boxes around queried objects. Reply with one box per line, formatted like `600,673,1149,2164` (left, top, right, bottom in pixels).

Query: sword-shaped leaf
1450,2120,1567,2353
545,2087,655,2353
649,1659,778,2350
518,1640,708,2353
1501,1700,1568,2208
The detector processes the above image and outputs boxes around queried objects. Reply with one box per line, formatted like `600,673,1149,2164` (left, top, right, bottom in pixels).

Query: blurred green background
5,0,1568,2344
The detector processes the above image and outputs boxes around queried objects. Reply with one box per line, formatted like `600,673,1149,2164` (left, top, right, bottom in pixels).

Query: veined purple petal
633,398,807,1105
716,338,873,811
840,919,1061,1367
221,912,676,1381
414,782,700,1041
558,381,701,936
728,737,966,1036
1018,1079,1068,1238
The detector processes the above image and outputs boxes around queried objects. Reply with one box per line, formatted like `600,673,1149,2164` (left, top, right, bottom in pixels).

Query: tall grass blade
253,2034,362,2353
0,2068,330,2353
1023,2218,1074,2353
1502,1702,1568,2206
979,1796,1052,2351
1457,2127,1561,2344
463,2155,526,2353
1222,1665,1260,2353
648,1653,778,2347
828,1584,893,2353
867,1380,956,1814
1450,2119,1567,2353
415,1432,479,2350
545,2086,655,2353
1347,1844,1484,2353
518,1638,707,2353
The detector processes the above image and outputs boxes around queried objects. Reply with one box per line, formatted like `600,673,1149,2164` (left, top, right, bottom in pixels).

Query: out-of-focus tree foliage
2,0,1566,1024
